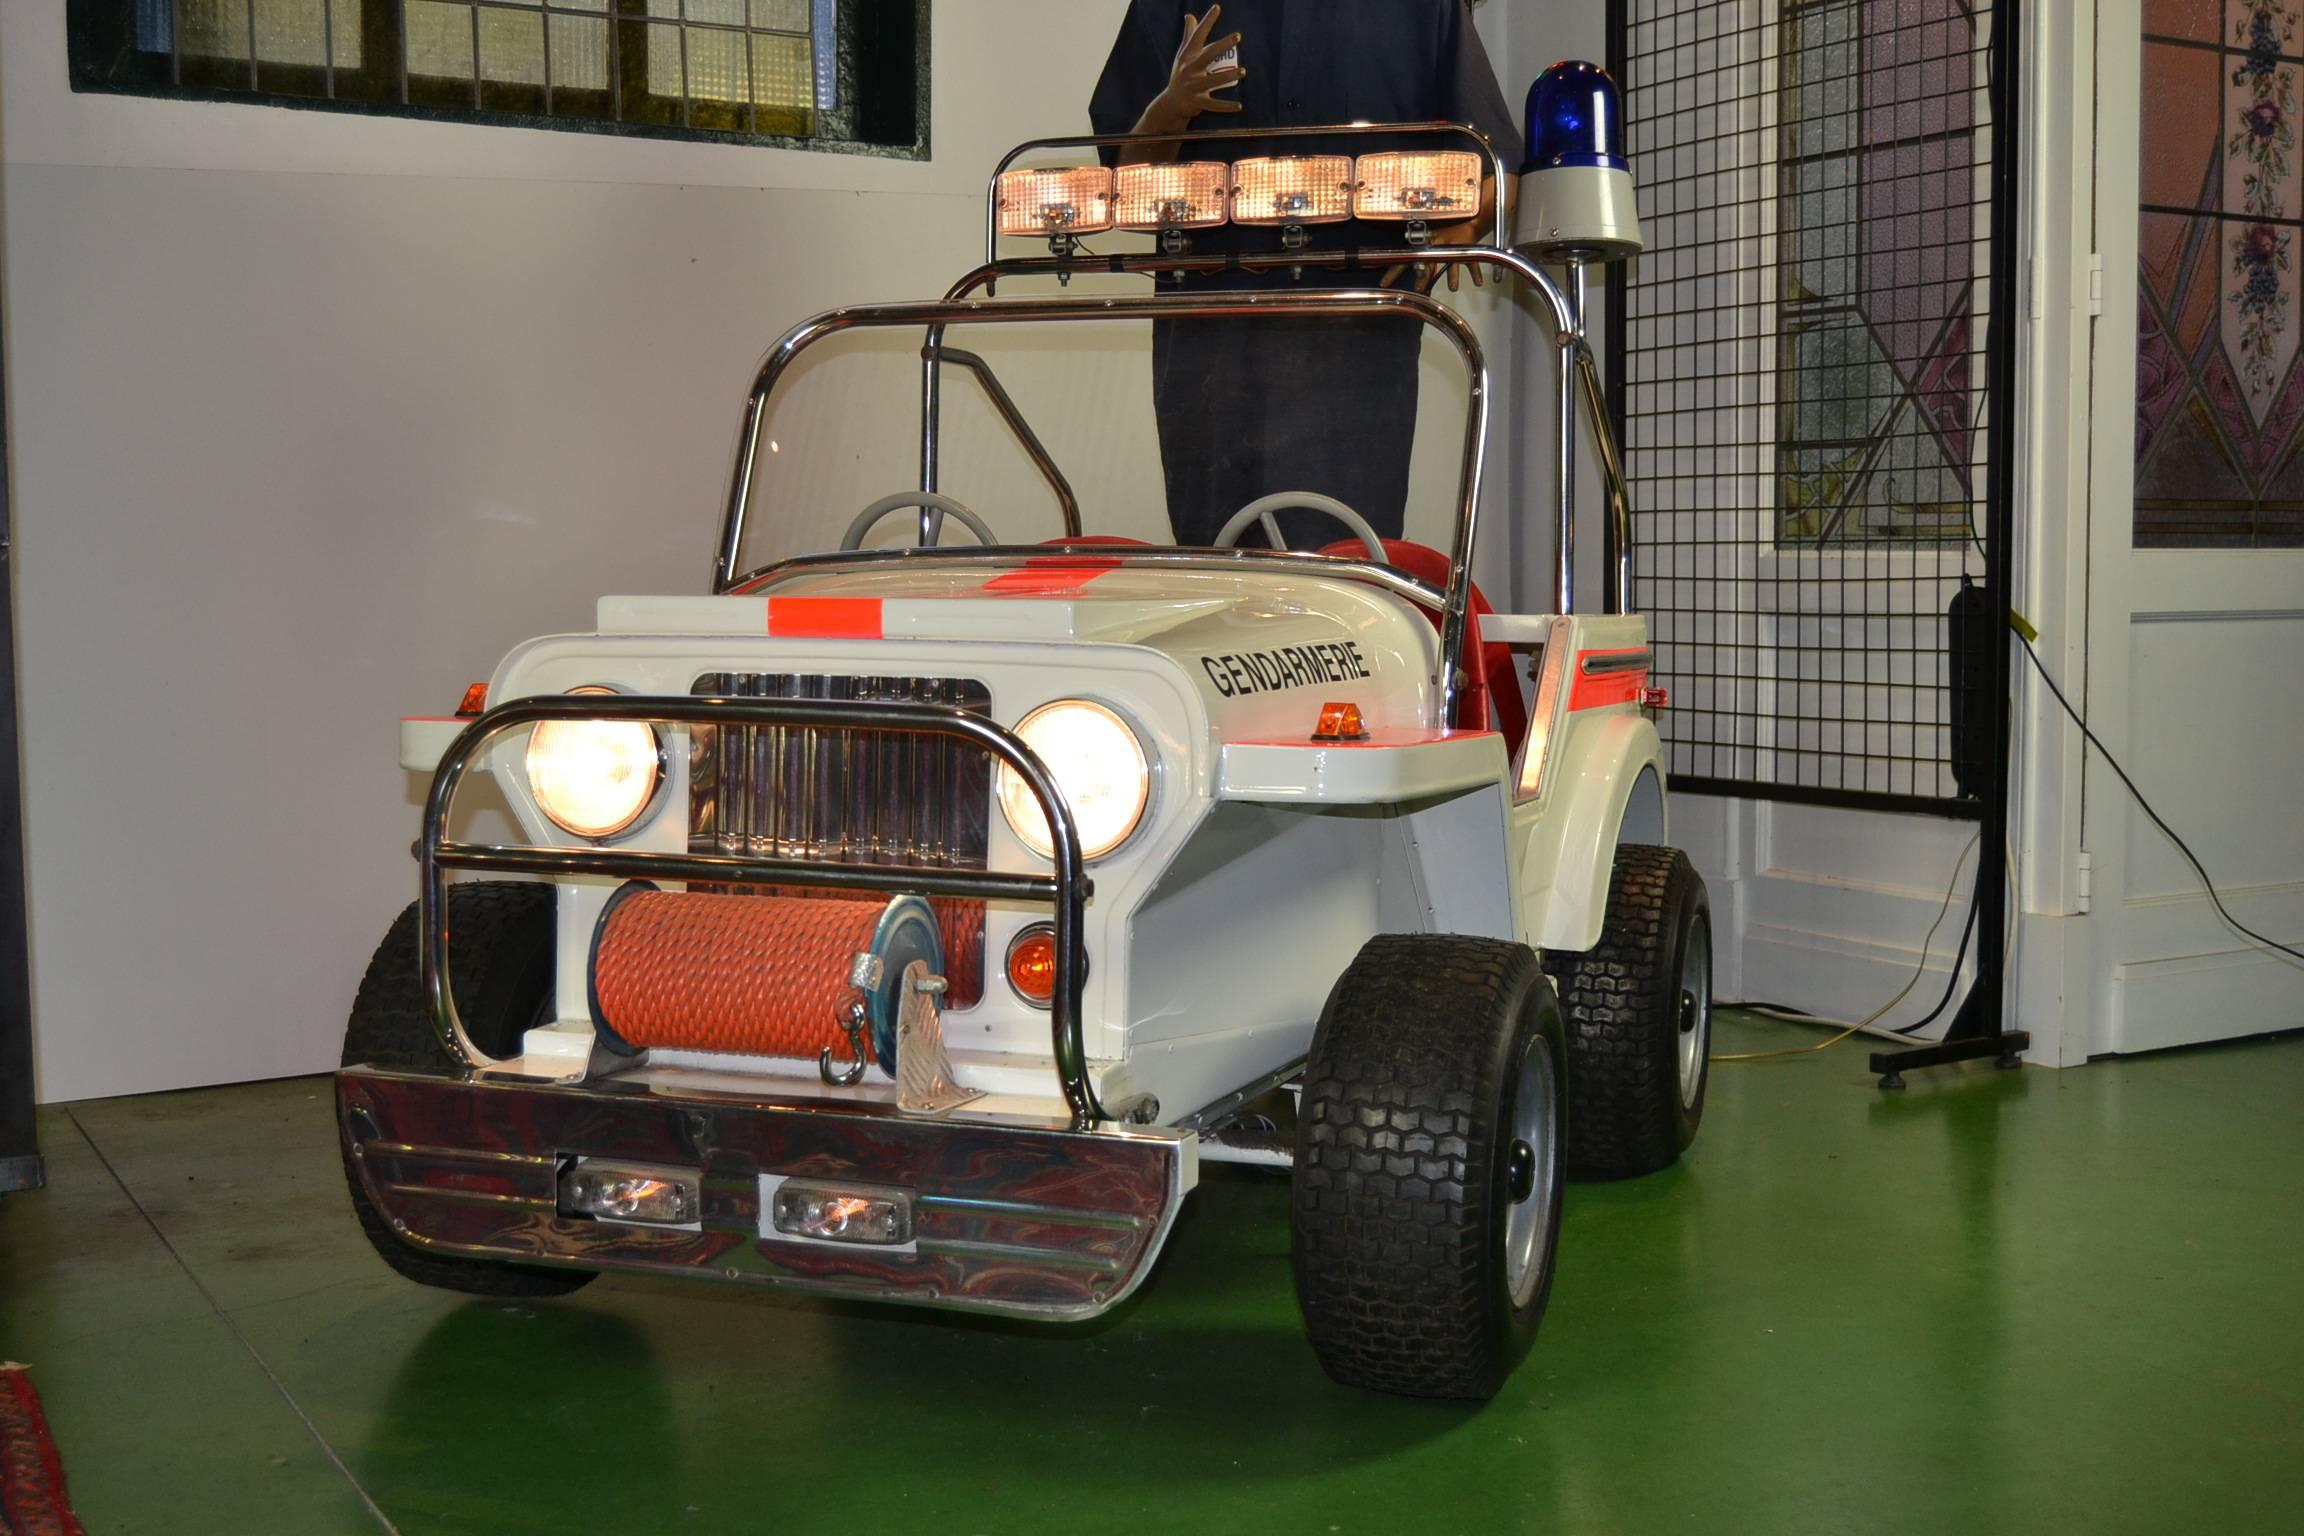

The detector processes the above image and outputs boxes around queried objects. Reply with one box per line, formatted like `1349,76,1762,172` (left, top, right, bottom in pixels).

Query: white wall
1,1,1537,1100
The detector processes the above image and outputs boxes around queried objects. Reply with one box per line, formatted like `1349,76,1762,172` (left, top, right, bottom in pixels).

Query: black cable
1891,898,1977,1036
2017,632,2304,966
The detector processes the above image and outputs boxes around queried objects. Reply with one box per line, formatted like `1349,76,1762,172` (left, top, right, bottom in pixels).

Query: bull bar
416,693,1108,1127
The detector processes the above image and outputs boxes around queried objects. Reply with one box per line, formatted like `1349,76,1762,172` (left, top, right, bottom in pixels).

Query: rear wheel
1291,934,1567,1399
1547,845,1712,1179
339,883,595,1298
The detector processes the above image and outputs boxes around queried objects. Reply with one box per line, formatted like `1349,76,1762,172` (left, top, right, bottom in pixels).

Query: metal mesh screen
1615,0,1999,810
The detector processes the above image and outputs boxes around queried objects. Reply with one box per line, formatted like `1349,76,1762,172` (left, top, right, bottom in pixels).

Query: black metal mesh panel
1616,0,1997,810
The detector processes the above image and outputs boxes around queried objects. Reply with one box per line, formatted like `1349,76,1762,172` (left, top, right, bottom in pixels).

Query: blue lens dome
1525,61,1629,172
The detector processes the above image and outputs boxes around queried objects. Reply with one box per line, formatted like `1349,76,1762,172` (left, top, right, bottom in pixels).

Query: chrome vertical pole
1555,258,1587,616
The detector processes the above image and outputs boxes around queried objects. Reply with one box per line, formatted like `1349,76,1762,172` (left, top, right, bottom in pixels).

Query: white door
2083,0,2304,1054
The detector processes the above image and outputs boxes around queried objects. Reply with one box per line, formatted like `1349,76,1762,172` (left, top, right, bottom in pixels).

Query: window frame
64,0,930,161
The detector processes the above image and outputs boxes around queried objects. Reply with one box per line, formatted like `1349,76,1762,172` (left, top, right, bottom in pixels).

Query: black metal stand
1870,0,2027,1093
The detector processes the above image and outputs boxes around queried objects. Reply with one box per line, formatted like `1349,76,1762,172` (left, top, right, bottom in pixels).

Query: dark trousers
1150,312,1423,548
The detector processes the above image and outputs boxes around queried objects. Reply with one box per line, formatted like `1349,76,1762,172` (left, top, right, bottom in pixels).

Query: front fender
1516,711,1667,955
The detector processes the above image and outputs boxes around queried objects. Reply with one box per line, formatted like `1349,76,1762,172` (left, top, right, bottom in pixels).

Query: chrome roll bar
728,544,1447,612
716,289,1493,728
420,695,1106,1129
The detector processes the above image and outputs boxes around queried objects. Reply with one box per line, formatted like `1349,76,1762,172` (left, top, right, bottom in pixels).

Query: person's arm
1109,7,1246,165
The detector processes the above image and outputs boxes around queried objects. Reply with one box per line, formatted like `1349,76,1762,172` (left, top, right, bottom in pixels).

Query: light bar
1113,161,1233,231
996,166,1114,237
1354,151,1484,221
1231,156,1354,226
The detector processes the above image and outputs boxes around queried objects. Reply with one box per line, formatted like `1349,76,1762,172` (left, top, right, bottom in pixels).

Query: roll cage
713,120,1636,732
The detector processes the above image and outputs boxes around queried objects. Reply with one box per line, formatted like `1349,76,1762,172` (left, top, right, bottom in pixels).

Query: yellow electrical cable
1711,831,1982,1063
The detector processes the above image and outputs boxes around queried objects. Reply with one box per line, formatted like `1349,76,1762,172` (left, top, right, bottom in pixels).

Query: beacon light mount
1512,61,1644,263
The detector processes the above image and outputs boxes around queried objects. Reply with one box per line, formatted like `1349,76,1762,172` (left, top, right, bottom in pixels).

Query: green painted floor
4,1013,2301,1535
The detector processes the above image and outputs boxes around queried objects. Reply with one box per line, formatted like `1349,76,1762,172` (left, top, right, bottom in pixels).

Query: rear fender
1516,712,1667,955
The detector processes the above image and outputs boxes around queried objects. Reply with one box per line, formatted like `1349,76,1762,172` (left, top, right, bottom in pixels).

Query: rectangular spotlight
1354,151,1486,221
1113,161,1234,231
996,166,1116,237
1230,156,1355,225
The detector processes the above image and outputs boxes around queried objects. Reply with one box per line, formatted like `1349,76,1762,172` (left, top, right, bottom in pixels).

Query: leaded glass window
1776,0,1985,546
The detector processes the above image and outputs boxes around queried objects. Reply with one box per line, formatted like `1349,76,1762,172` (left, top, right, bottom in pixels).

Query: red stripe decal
767,597,883,639
980,557,1123,596
1568,649,1650,711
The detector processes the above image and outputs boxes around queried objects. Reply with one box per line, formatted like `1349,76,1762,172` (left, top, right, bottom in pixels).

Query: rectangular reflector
1230,156,1354,225
1353,151,1485,221
996,166,1115,237
557,1160,700,1226
770,1180,915,1246
1113,161,1233,230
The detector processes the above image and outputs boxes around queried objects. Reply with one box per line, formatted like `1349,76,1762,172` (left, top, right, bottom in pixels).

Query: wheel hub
1677,915,1712,1110
1503,1039,1560,1310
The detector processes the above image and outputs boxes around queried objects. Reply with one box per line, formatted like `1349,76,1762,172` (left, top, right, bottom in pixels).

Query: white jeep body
398,560,1663,1127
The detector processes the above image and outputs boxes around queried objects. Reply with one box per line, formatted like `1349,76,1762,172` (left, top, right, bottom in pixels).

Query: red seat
1318,539,1526,742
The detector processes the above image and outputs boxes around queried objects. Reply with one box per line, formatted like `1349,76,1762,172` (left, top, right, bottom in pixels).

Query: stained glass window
73,1,917,155
2135,0,2304,546
1777,0,1985,546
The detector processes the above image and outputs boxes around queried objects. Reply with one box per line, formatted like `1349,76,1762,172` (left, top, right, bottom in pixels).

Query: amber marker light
1353,151,1485,221
1113,161,1233,230
1312,702,1370,742
1231,156,1355,225
456,682,489,717
1005,924,1060,1008
996,166,1116,236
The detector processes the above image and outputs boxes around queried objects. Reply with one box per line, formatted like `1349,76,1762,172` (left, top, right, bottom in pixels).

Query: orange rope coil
592,889,947,1061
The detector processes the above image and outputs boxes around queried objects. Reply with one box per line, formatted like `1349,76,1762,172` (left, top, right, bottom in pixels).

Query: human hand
1140,7,1245,134
1423,176,1501,291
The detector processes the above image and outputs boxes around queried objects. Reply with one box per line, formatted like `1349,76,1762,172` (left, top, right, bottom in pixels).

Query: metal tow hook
819,953,884,1087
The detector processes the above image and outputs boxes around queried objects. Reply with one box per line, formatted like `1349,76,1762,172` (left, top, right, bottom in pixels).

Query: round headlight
996,700,1151,862
525,688,663,841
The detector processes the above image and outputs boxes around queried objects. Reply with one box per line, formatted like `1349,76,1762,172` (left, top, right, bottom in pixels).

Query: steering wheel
1212,492,1388,564
840,492,999,552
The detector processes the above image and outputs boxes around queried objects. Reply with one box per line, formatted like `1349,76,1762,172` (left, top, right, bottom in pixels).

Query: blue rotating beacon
1512,61,1644,262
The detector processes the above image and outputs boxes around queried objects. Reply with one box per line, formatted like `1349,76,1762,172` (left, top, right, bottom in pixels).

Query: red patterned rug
0,1367,84,1536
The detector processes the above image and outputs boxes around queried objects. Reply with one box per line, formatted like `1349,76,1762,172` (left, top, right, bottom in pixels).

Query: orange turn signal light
1005,925,1059,1007
1312,702,1369,742
456,682,489,717
1639,686,1671,710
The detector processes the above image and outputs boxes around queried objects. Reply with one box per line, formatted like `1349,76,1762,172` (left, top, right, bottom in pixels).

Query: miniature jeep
340,103,1710,1400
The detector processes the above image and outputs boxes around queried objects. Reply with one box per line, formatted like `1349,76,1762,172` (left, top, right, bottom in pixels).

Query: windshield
722,285,1486,584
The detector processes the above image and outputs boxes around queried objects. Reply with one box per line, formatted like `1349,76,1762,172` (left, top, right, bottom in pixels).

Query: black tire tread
340,884,593,1299
1546,844,1706,1180
1292,934,1558,1399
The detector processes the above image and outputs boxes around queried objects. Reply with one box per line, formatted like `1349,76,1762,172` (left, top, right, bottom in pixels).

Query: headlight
525,688,663,841
996,700,1151,862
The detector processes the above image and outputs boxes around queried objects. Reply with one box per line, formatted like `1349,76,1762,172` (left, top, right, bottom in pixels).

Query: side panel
1516,711,1669,955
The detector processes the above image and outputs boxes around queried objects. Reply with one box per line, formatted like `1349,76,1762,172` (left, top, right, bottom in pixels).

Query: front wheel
1291,934,1567,1399
339,883,595,1299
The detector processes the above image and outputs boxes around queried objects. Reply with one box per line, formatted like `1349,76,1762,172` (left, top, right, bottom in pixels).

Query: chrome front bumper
338,1066,1196,1321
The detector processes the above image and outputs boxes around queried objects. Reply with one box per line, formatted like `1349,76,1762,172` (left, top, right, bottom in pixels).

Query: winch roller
589,887,951,1069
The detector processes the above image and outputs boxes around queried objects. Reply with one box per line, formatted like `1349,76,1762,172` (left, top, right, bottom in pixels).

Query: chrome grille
688,675,993,868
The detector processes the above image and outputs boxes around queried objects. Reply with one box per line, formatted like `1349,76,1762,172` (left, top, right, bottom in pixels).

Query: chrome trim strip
1515,618,1573,804
915,1239,1125,1275
1580,648,1654,675
914,1194,1150,1231
421,695,1106,1128
383,1184,556,1210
